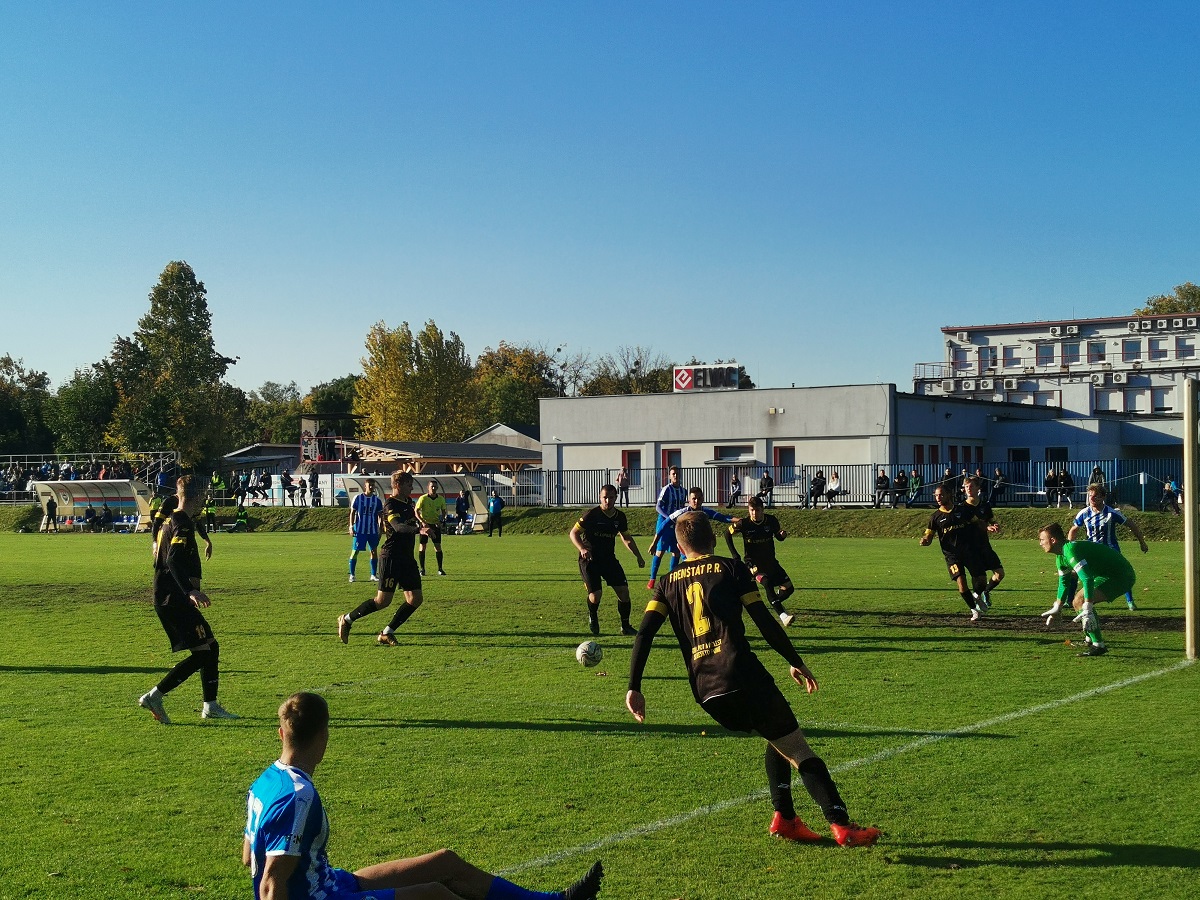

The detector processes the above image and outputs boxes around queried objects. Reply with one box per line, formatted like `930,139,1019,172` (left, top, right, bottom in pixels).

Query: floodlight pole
1184,378,1199,660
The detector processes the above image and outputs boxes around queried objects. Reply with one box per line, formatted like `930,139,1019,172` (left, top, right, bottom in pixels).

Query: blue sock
370,557,377,577
485,876,557,900
648,555,662,580
349,555,357,576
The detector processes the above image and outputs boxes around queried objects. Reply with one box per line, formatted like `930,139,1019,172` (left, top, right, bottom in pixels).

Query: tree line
0,261,752,467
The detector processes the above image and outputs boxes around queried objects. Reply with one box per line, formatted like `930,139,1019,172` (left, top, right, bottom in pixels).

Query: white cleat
370,575,378,582
202,702,239,720
779,611,795,627
138,691,171,725
969,608,981,622
348,574,355,583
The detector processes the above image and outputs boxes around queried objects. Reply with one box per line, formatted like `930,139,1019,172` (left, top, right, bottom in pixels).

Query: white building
913,312,1200,418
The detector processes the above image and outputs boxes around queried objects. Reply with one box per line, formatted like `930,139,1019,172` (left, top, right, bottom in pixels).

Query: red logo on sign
674,368,693,391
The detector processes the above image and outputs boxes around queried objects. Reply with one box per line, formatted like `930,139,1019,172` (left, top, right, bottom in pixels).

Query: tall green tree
472,342,558,429
0,355,53,453
1134,282,1200,316
106,261,244,466
354,320,476,441
46,363,118,453
243,381,304,444
304,374,361,439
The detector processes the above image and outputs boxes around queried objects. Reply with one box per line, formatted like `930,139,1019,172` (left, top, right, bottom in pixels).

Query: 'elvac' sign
674,364,740,392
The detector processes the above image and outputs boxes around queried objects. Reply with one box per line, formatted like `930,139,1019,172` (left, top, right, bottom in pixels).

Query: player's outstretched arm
1127,518,1150,553
789,665,818,694
723,527,740,560
627,610,665,721
626,690,646,723
620,531,645,567
747,601,806,670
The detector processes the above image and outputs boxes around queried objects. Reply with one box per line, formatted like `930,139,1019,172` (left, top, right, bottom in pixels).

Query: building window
1094,389,1119,412
1034,391,1058,407
952,347,971,372
928,444,939,466
662,449,682,473
1062,342,1080,365
1124,390,1146,413
774,446,796,483
1176,336,1195,359
975,446,984,465
914,444,925,466
715,445,753,461
1087,341,1106,364
1122,339,1141,363
622,450,642,486
1003,346,1021,368
979,346,997,371
1151,387,1172,413
1036,344,1055,367
1046,447,1068,463
1009,391,1034,405
1149,337,1168,361
948,445,958,466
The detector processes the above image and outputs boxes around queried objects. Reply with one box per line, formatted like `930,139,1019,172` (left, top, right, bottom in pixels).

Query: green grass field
1,524,1197,899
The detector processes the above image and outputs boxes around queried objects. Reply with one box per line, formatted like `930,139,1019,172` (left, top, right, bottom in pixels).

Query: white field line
501,659,1195,876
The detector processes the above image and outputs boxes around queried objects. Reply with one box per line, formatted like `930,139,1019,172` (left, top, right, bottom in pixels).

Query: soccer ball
575,640,603,667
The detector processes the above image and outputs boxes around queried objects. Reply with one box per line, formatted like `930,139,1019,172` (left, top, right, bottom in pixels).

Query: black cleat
1078,643,1108,657
620,623,637,636
562,860,604,900
589,619,601,636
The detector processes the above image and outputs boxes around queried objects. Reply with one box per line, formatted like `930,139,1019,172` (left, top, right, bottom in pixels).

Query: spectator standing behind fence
807,471,826,509
616,467,631,507
823,472,841,510
1088,466,1106,493
281,468,295,505
1059,469,1075,508
297,476,307,507
42,495,58,532
988,468,1006,505
758,470,774,508
727,473,741,508
873,469,890,509
891,469,909,508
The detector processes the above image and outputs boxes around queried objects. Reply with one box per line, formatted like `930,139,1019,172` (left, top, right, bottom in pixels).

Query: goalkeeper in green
1038,522,1136,657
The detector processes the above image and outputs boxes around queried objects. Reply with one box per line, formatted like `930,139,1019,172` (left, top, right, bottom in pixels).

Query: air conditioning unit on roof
1112,372,1128,384
1003,377,1019,390
961,379,976,391
979,378,994,390
1049,326,1062,337
941,379,956,392
956,331,970,342
1090,373,1105,385
1065,325,1079,335
1128,321,1141,333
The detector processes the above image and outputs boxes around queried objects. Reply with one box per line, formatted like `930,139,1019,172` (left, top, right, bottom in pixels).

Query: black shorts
748,560,790,589
580,556,627,592
978,544,1003,571
701,682,798,742
943,551,986,581
153,577,214,653
418,525,442,547
379,549,422,594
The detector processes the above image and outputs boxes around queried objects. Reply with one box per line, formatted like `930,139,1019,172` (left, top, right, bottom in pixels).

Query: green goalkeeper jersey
1056,540,1135,602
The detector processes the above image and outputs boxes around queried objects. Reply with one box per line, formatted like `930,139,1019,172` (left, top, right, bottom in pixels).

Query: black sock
157,652,205,695
198,643,219,703
765,745,795,819
348,599,379,622
418,550,426,570
777,584,795,603
959,588,977,610
617,599,632,626
435,550,444,570
798,756,849,826
587,602,600,625
387,602,418,631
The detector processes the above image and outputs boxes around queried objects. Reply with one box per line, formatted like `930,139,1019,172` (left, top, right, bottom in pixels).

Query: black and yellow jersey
727,514,784,567
573,507,631,563
646,554,774,703
381,494,419,555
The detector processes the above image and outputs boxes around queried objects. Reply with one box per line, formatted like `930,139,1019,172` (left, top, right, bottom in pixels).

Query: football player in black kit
919,484,988,621
570,483,645,636
724,495,796,627
627,512,880,848
137,475,236,724
337,470,430,646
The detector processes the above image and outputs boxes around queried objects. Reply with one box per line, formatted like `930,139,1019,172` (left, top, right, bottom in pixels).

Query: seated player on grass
627,513,880,848
245,692,604,900
1038,522,1137,657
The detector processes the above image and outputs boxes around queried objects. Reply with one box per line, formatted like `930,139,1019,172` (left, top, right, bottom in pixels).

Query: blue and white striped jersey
1073,504,1128,550
655,483,688,522
245,762,339,900
350,492,383,537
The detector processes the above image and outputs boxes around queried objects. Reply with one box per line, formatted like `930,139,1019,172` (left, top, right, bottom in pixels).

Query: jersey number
685,583,712,638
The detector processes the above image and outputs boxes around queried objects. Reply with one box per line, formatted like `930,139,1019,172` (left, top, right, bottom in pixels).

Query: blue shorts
654,528,679,555
331,867,395,899
351,533,380,553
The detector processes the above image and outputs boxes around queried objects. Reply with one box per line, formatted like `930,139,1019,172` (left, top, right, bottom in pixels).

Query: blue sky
3,2,1197,394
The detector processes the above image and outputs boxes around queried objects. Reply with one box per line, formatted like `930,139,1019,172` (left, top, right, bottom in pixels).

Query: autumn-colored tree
1134,282,1200,316
472,342,558,429
580,346,674,396
354,320,475,441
